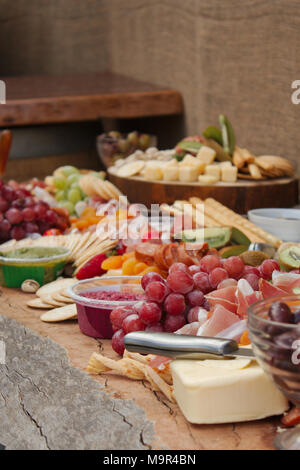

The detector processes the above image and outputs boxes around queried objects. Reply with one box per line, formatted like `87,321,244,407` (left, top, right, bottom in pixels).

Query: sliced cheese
170,358,288,424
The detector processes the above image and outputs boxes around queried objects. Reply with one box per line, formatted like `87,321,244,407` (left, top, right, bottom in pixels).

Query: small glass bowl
248,295,300,449
68,276,144,339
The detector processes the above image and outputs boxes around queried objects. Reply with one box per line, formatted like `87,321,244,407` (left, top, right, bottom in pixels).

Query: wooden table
0,287,279,450
0,73,183,127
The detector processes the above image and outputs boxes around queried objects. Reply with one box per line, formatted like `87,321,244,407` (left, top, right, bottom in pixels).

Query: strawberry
76,253,108,280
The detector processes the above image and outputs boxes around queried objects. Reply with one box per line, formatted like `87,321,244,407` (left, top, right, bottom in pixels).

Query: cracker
27,298,53,309
38,294,67,308
36,278,75,298
104,180,124,199
40,304,77,322
52,291,74,304
117,161,144,178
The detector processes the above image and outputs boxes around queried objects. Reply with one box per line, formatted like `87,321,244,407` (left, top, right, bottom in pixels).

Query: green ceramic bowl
0,246,70,288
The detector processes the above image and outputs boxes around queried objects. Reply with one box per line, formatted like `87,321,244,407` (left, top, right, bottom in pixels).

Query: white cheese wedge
170,358,289,424
179,166,198,182
221,165,238,182
205,165,221,180
197,146,216,164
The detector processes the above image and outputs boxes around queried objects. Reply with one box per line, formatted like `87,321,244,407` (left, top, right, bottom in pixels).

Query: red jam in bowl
69,277,144,339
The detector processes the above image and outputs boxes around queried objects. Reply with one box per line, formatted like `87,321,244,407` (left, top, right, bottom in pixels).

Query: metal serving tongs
124,331,255,360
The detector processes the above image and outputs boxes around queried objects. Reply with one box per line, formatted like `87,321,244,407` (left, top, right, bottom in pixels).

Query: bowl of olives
96,131,156,168
248,296,300,449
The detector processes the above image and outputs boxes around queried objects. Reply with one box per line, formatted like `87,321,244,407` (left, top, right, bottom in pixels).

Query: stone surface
0,315,155,450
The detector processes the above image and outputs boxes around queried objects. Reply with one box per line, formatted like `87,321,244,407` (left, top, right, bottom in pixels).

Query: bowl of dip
68,276,144,339
0,246,70,288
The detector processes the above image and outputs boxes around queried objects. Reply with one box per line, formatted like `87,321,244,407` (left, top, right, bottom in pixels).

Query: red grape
111,329,125,355
145,323,164,332
2,186,16,202
209,267,229,289
164,314,186,333
141,272,164,291
164,293,186,316
188,265,202,275
0,219,11,233
110,306,135,329
145,281,169,303
0,213,3,223
185,289,205,307
0,198,9,213
202,298,211,311
24,197,35,207
169,263,190,275
11,199,24,209
10,225,25,240
166,271,194,294
193,272,211,294
24,222,39,233
200,255,222,273
22,207,35,222
243,273,259,291
122,314,146,334
259,259,280,280
0,180,3,189
243,266,260,277
5,208,23,225
223,256,245,279
34,203,47,220
45,210,58,224
137,302,162,325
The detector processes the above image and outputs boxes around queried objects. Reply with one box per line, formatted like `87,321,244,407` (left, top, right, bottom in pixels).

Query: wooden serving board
0,287,281,450
109,172,299,214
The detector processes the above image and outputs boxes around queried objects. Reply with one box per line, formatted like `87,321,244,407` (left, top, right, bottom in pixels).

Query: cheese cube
170,358,288,424
221,165,238,182
180,155,206,175
219,161,232,168
205,165,221,181
144,166,163,181
179,166,198,182
162,166,179,181
197,146,216,164
198,175,218,184
165,159,178,167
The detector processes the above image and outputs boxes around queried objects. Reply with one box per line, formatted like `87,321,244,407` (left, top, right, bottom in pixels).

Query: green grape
61,165,79,177
55,190,65,201
67,173,80,186
53,176,67,190
67,188,82,204
58,200,74,214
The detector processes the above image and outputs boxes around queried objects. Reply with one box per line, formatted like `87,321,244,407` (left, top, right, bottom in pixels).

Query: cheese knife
124,331,255,360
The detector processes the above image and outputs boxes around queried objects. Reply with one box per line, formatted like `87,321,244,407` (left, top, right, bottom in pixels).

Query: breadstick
206,198,282,247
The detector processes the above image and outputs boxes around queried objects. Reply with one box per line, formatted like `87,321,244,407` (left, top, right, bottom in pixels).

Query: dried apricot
101,255,123,270
239,330,250,346
133,262,148,274
122,258,138,275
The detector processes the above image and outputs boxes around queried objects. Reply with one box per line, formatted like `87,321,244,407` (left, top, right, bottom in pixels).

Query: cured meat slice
135,242,157,264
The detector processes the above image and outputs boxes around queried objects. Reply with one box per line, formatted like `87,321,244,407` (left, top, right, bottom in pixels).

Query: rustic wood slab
109,172,299,214
0,73,183,126
0,288,280,450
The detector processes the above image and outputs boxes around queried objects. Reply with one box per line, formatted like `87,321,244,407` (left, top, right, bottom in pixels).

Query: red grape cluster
110,254,281,355
0,179,59,242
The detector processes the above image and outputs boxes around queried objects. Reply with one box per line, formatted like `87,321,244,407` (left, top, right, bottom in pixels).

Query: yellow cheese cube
144,166,163,181
180,155,206,175
205,165,221,180
165,159,179,167
162,166,179,181
179,166,198,182
221,166,238,182
219,161,232,168
197,146,216,164
198,174,218,184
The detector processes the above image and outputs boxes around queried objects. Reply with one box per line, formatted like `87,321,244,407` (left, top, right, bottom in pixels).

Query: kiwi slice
219,245,248,258
178,227,231,249
279,246,300,270
231,227,251,247
240,250,269,266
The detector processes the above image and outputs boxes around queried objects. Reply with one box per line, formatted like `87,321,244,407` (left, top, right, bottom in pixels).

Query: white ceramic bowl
248,208,300,242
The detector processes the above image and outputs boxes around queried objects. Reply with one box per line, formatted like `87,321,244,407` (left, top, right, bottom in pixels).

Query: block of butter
170,358,288,424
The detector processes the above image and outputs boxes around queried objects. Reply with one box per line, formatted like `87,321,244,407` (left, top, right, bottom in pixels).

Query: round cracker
117,161,144,178
27,298,53,309
40,304,77,322
38,294,67,308
36,278,75,298
92,178,111,200
52,291,74,304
